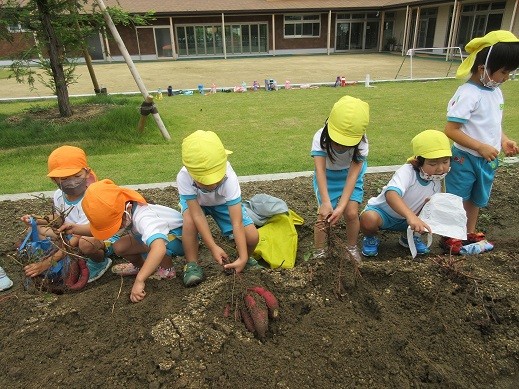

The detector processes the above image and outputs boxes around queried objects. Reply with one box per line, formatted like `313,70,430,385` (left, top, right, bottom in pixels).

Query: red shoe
466,232,486,243
440,237,463,255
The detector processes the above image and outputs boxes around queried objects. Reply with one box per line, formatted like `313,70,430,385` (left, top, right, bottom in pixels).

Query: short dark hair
471,42,519,74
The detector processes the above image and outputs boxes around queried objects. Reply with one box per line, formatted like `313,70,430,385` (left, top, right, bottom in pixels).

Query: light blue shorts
132,226,184,258
445,146,497,208
313,161,367,207
179,200,254,236
362,205,408,232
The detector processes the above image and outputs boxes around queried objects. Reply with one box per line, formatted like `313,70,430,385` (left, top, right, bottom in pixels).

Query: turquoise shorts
313,161,367,207
362,205,408,232
179,200,254,236
445,146,497,208
131,226,184,258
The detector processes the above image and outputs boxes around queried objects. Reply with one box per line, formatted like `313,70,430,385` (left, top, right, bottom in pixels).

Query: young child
82,179,184,303
0,266,13,291
21,145,111,283
177,130,259,286
442,30,519,254
360,130,452,257
311,95,370,264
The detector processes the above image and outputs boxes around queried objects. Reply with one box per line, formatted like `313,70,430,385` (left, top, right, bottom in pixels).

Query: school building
2,0,518,62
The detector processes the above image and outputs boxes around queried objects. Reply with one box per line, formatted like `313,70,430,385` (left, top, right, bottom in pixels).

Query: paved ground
0,53,458,99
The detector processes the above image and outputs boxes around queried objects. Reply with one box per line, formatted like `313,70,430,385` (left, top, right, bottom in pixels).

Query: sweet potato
66,258,89,291
248,286,280,319
223,303,231,318
244,293,269,340
239,306,256,334
64,259,79,288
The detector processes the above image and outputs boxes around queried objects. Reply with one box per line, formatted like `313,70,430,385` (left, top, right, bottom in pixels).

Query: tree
0,0,152,117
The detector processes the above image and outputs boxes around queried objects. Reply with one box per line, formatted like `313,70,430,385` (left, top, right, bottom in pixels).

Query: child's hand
210,245,228,265
477,144,499,161
24,259,51,278
406,215,431,234
318,203,333,222
58,222,78,235
327,206,345,226
502,139,519,156
20,214,33,225
223,257,247,273
130,279,146,303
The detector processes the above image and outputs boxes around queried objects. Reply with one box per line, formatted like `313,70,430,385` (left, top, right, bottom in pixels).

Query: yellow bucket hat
327,96,369,146
182,130,232,185
408,130,452,161
456,30,519,78
82,179,146,240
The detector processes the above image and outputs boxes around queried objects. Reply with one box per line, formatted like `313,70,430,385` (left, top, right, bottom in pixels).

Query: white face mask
479,46,502,89
419,167,450,181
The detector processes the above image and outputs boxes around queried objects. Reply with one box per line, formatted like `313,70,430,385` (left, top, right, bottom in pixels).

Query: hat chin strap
407,226,433,259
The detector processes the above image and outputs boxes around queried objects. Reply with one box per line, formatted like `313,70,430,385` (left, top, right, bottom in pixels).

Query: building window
456,1,505,49
284,14,320,38
176,23,268,56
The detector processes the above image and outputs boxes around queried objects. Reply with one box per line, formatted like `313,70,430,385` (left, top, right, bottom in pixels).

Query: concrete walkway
0,165,400,202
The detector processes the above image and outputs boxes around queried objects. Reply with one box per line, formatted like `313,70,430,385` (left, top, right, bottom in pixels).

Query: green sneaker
245,257,263,270
183,262,204,287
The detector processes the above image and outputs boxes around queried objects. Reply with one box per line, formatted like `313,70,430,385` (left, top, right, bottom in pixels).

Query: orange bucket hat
47,145,91,178
82,179,146,240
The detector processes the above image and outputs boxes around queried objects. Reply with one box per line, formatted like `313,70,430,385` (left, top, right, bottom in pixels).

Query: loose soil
1,164,519,388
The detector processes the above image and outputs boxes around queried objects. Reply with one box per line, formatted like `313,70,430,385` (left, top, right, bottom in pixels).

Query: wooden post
137,95,155,133
94,0,171,140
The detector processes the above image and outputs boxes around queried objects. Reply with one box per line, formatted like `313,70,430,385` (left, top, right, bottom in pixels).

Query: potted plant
385,37,397,51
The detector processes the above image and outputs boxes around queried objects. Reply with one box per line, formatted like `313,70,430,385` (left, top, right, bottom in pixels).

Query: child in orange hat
176,130,259,287
21,145,111,284
82,179,184,303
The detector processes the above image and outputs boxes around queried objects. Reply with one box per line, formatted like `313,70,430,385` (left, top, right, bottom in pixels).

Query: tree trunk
36,0,73,117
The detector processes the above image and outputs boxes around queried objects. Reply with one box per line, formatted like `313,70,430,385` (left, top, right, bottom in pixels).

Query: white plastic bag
407,193,467,258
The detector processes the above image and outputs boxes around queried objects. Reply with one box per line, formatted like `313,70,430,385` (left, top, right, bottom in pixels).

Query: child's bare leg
244,224,259,256
464,200,480,233
360,210,382,236
344,201,360,247
181,210,200,264
159,255,174,269
113,235,147,267
78,236,105,262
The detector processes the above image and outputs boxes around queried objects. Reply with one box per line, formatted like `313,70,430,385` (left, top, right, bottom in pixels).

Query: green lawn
0,78,518,194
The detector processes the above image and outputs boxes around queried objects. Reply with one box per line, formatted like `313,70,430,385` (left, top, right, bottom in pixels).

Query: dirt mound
1,167,518,388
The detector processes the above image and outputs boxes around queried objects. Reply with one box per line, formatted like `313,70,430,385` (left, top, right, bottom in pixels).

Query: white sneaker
346,245,362,264
0,266,13,292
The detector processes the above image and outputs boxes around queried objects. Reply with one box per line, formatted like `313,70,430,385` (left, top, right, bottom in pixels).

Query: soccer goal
395,46,464,80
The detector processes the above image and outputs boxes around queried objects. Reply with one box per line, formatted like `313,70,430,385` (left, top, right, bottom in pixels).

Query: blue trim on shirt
180,194,197,201
226,197,241,206
311,150,327,157
146,233,168,247
385,186,402,196
447,116,467,123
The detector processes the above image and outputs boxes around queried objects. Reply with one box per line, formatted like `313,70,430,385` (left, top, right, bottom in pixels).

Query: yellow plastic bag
253,210,304,269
